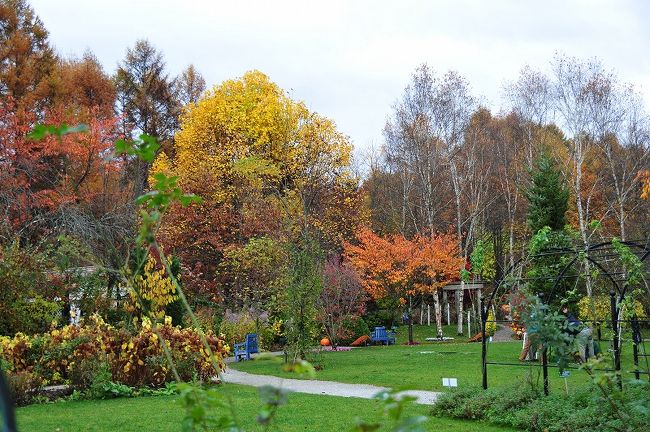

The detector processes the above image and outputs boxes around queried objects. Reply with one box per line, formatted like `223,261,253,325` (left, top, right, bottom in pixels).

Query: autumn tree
317,256,366,349
503,65,552,170
0,2,131,304
0,102,123,243
0,0,56,116
115,39,180,196
384,64,478,335
219,236,288,313
174,64,206,106
154,71,364,307
410,232,464,338
597,87,650,240
51,51,116,119
641,171,650,200
285,238,323,361
344,228,413,340
345,228,462,343
383,64,448,237
551,54,617,297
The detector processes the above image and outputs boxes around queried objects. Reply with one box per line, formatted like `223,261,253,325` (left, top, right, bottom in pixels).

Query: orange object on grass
320,337,331,346
350,335,370,346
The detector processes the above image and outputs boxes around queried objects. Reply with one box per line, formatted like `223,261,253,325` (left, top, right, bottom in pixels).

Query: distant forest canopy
367,61,649,270
0,0,648,311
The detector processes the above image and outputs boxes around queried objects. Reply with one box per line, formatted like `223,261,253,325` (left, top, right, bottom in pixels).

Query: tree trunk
408,295,414,344
573,140,593,298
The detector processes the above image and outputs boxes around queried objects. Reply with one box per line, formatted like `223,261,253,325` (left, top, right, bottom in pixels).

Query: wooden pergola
441,282,484,326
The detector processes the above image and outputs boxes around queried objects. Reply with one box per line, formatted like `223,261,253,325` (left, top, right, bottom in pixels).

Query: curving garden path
222,354,439,405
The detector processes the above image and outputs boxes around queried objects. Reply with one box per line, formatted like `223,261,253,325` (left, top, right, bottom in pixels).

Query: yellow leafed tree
150,70,367,303
126,255,178,320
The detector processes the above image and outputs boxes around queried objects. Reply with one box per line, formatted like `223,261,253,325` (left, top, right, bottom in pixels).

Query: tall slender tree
115,39,179,195
174,64,206,106
0,0,56,115
525,153,569,233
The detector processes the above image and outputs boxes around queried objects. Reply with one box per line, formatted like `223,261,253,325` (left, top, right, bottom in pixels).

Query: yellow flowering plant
0,314,228,389
126,254,179,320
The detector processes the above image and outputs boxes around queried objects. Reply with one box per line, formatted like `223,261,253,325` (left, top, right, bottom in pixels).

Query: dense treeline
1,0,648,339
0,0,367,337
366,60,650,271
364,61,650,328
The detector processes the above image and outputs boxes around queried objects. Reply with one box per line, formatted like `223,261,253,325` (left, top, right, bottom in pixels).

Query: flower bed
0,314,228,399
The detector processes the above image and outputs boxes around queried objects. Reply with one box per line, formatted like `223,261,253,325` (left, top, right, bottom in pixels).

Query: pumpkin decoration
320,337,330,346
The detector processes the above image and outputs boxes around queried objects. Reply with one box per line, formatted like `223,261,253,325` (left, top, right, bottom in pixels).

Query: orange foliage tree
344,228,462,343
640,170,650,200
0,102,121,241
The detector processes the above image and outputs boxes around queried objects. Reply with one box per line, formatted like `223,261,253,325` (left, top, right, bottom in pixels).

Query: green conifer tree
525,154,569,233
525,154,574,306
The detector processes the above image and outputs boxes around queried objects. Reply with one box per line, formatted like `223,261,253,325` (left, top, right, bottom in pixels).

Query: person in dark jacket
562,306,594,362
563,306,581,335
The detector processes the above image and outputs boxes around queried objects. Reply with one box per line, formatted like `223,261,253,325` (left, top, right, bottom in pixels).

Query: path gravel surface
222,353,439,405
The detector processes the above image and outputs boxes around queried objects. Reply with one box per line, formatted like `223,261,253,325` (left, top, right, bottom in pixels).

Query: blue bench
370,326,396,345
234,333,259,361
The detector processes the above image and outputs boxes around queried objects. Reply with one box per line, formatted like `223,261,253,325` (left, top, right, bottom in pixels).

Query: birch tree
552,54,618,297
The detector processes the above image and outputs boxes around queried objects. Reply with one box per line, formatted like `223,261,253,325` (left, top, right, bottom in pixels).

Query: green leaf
179,194,202,207
27,123,89,140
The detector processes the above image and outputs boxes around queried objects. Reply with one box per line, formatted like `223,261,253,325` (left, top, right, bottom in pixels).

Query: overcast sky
31,0,650,156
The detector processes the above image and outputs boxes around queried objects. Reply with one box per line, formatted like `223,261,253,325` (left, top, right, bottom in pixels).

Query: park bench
234,333,259,361
370,326,396,345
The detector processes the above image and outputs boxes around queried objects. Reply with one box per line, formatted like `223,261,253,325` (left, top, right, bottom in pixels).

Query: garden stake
542,347,549,396
610,290,622,390
481,297,488,390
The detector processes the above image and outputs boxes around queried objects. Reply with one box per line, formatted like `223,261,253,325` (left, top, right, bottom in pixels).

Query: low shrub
339,317,370,345
219,308,277,350
432,380,650,432
7,371,39,406
364,310,397,329
0,314,228,398
68,356,110,391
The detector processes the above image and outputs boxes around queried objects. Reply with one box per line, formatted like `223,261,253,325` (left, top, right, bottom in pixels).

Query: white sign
442,378,458,387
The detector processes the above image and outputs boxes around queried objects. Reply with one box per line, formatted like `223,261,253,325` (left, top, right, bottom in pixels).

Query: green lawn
235,324,637,394
394,323,474,344
17,384,515,432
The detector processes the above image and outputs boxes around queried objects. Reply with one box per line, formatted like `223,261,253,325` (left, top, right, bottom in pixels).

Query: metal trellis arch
479,239,650,395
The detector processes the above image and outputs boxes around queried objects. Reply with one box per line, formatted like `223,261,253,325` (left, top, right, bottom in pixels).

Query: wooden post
454,281,464,335
447,303,450,326
457,289,463,334
408,295,414,344
467,310,471,338
442,290,448,325
420,300,424,325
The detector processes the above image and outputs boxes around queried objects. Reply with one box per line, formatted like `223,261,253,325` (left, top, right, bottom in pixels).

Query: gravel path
492,325,515,342
222,368,440,405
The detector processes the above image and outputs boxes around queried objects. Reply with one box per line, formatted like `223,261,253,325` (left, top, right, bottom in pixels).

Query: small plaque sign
442,378,458,387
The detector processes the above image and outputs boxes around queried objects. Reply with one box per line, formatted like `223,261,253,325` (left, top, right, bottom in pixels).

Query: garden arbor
480,239,650,395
